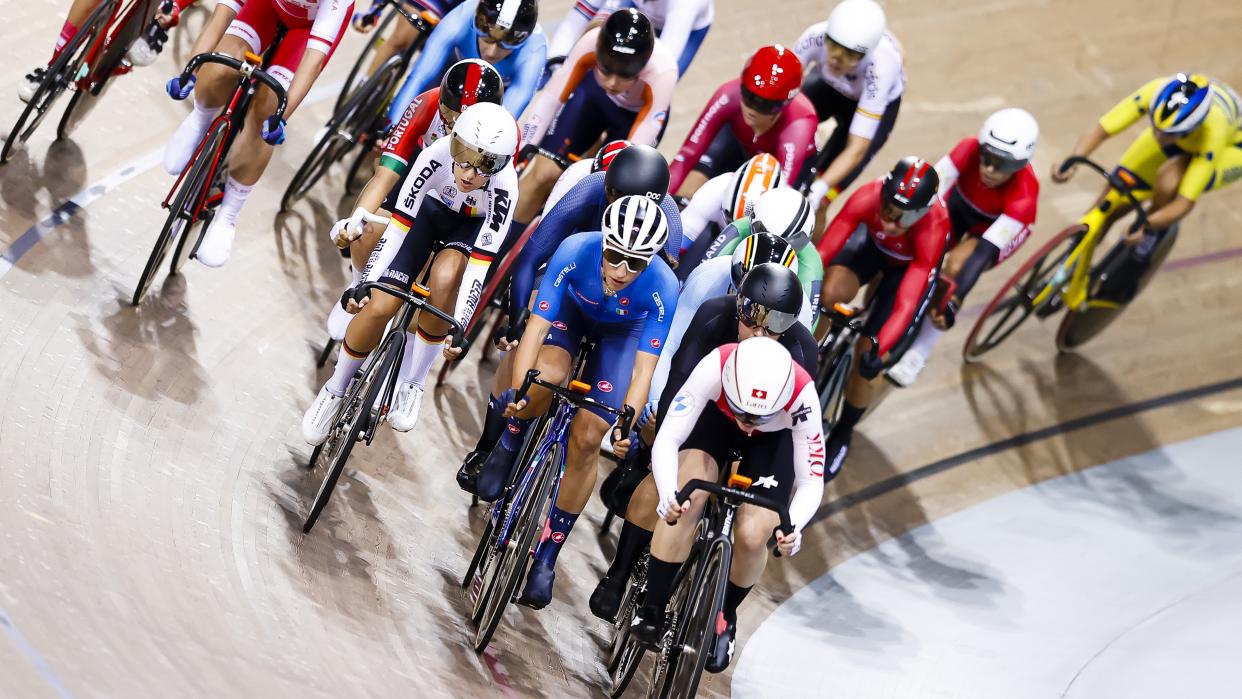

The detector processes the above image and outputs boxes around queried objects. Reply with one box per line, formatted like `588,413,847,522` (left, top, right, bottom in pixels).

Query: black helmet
596,9,655,79
880,156,939,228
737,262,802,334
730,233,797,289
604,144,669,200
439,59,504,120
474,0,538,47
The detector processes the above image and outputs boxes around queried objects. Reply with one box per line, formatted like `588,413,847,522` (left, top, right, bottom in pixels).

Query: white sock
910,322,945,358
218,176,253,225
400,330,442,389
326,342,368,395
164,100,220,174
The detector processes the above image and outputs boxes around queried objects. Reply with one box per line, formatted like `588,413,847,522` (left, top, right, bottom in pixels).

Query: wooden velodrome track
2,0,1241,696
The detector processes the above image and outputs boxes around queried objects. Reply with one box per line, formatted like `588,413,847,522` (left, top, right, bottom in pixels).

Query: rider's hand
657,495,688,524
775,528,802,557
442,341,464,361
808,179,830,207
858,350,885,381
1051,159,1076,184
493,308,529,351
1123,219,1147,247
261,116,287,146
611,427,633,459
331,207,373,248
502,394,528,418
341,285,370,313
351,9,380,32
635,400,658,432
154,1,180,28
166,74,195,100
929,307,947,331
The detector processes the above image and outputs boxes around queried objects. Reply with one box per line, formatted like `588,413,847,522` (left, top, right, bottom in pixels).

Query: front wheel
962,224,1084,362
655,539,729,699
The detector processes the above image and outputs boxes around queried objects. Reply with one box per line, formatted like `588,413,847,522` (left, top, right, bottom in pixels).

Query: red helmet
592,139,633,173
741,45,803,106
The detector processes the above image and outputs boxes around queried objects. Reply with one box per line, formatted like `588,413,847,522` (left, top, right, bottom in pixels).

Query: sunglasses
736,295,796,334
740,87,788,116
725,394,780,426
603,247,649,274
473,22,528,50
450,135,509,175
880,201,929,229
979,144,1027,174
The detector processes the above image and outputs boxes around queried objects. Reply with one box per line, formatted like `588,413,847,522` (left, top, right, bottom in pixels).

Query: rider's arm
796,245,823,308
654,2,704,76
651,350,720,503
623,351,659,423
1098,78,1165,136
521,30,595,146
668,82,731,194
545,0,603,60
814,187,865,266
281,1,352,117
1166,121,1231,213
362,139,447,282
636,265,681,361
505,175,599,318
188,1,238,62
627,53,679,147
510,235,582,382
504,32,548,116
649,269,720,407
777,106,821,186
386,1,468,123
876,212,947,356
453,169,520,331
791,22,823,73
678,174,728,251
933,139,973,202
787,380,828,525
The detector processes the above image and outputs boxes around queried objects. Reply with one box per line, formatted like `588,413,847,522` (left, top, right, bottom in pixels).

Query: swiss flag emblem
751,388,768,399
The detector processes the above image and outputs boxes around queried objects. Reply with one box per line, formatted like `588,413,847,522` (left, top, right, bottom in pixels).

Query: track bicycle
301,277,464,533
131,49,289,305
963,156,1178,360
462,362,634,653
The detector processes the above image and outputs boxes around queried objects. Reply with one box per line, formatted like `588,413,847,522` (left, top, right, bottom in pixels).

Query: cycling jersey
792,24,905,141
816,179,948,355
226,0,353,87
653,343,825,531
715,217,822,300
379,87,448,175
678,171,729,252
385,0,548,124
1100,76,1242,201
363,136,518,329
522,27,678,148
547,0,713,76
507,171,683,319
541,158,594,215
534,231,679,356
649,262,813,408
935,136,1038,263
667,78,818,194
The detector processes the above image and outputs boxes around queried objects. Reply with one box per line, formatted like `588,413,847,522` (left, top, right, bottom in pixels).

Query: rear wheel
962,224,1084,362
607,553,649,696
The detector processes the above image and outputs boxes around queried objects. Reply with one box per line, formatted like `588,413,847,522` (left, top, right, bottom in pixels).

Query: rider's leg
514,155,565,224
365,16,422,77
162,33,251,174
814,265,862,342
899,237,978,377
188,1,240,59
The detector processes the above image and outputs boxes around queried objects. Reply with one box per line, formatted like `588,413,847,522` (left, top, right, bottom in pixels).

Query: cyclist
384,0,546,126
162,0,355,268
593,263,816,624
1052,73,1242,290
301,102,520,443
17,0,201,102
628,336,825,674
467,196,678,610
545,0,713,79
326,59,505,338
345,0,466,96
677,153,783,275
667,44,817,200
712,187,822,304
815,157,947,475
794,0,905,213
456,144,681,486
514,8,678,225
888,108,1041,386
541,138,631,215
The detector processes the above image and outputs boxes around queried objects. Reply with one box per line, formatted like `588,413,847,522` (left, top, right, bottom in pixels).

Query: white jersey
793,23,905,140
275,0,352,55
547,0,714,60
363,136,519,328
678,172,730,249
542,159,595,216
653,345,825,532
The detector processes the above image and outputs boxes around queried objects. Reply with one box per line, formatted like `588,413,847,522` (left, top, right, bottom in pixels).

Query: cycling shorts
1114,127,1242,201
539,72,646,162
225,0,352,90
379,197,480,289
690,126,749,181
679,404,795,507
542,301,643,423
828,224,912,342
795,73,901,190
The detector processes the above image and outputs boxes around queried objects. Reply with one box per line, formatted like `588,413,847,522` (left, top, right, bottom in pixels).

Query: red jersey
816,179,949,355
668,78,819,194
379,87,447,176
942,137,1039,236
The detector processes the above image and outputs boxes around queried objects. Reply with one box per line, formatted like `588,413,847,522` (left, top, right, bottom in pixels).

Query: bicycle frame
80,0,157,88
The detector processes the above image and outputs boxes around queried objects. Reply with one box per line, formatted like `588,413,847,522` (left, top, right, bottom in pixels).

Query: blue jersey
386,0,548,124
508,171,683,319
534,232,679,356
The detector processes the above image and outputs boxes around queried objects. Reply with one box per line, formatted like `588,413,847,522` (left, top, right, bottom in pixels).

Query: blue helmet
1149,73,1211,135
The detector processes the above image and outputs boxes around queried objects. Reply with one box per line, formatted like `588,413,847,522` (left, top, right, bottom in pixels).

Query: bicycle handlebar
179,52,289,121
1056,156,1153,229
514,369,636,429
363,0,433,30
356,281,465,348
673,478,795,558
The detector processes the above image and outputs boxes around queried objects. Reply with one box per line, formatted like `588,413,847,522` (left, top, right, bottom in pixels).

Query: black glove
940,297,959,330
340,285,370,310
858,350,884,380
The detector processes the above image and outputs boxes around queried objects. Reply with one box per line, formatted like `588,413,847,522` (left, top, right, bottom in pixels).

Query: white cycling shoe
886,348,928,387
17,67,46,103
302,385,344,445
195,215,235,268
387,382,423,432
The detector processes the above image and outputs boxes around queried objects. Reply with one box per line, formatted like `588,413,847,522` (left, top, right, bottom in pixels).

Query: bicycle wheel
302,333,399,533
132,121,227,305
1,4,109,163
607,554,649,696
56,0,139,141
472,440,561,652
817,340,854,429
962,224,1084,362
333,8,398,112
652,538,729,699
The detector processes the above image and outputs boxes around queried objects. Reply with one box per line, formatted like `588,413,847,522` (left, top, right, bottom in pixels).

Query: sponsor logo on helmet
613,46,636,55
751,388,768,399
551,320,567,330
538,300,550,311
597,380,613,392
650,338,661,349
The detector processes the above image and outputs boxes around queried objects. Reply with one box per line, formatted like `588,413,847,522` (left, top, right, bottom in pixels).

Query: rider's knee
732,512,776,556
569,414,608,455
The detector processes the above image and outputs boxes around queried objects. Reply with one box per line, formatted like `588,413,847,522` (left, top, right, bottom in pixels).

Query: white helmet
825,0,886,55
750,186,814,250
721,337,796,421
450,102,519,175
722,153,783,221
602,194,669,259
978,107,1039,170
